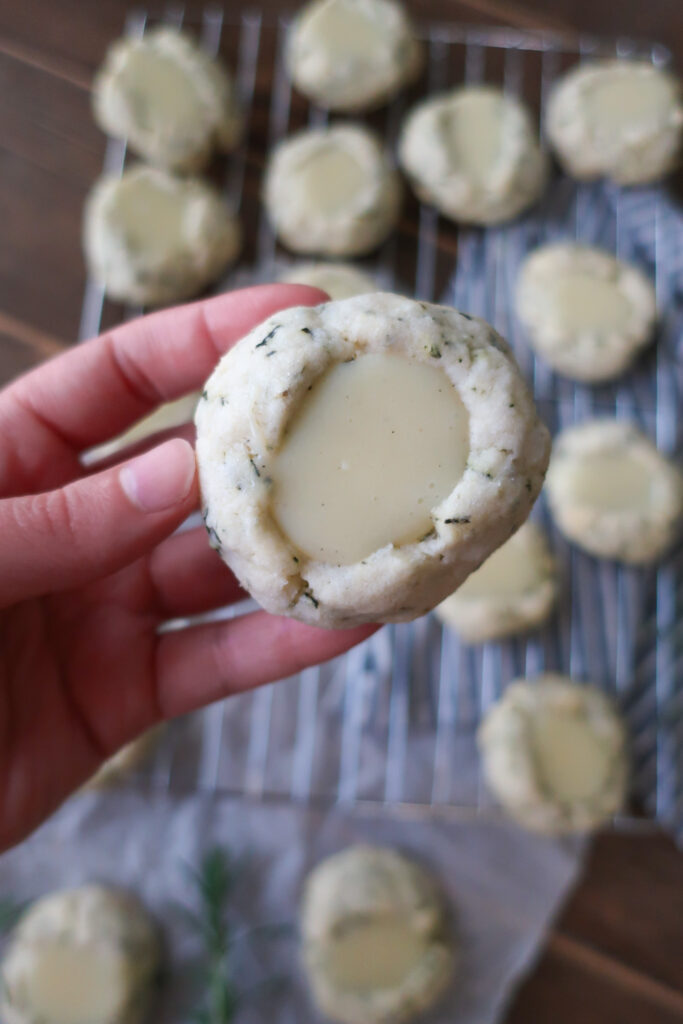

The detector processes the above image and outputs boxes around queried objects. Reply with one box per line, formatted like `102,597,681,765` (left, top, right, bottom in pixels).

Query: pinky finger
155,610,380,718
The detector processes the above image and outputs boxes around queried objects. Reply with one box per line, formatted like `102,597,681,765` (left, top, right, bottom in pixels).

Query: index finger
6,284,326,452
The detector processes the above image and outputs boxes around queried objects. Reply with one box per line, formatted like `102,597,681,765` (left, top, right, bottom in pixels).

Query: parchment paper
0,789,586,1023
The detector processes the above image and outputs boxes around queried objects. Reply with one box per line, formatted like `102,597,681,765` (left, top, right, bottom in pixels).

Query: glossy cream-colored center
444,93,504,179
303,0,385,63
327,917,426,991
127,48,204,126
590,72,671,133
117,176,186,258
24,944,124,1024
533,710,612,801
457,530,541,600
295,145,367,215
272,353,469,564
551,273,631,333
569,451,653,513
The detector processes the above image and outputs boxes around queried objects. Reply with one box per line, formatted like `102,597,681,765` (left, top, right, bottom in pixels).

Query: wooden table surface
1,1,682,1021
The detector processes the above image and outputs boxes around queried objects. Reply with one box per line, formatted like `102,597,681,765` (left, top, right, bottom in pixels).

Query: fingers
155,610,380,718
4,285,327,460
0,439,198,607
148,526,247,617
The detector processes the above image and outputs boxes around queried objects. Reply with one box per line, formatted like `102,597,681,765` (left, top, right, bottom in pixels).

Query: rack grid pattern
79,8,683,838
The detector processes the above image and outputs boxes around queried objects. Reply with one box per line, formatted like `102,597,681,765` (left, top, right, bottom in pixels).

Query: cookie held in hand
195,293,550,628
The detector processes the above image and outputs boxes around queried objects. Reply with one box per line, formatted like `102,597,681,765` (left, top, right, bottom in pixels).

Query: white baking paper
0,789,585,1023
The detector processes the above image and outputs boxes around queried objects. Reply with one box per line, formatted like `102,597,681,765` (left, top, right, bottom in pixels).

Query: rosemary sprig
184,847,241,1024
181,845,291,1024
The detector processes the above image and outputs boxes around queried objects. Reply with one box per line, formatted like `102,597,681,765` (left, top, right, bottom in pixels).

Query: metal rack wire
79,8,683,837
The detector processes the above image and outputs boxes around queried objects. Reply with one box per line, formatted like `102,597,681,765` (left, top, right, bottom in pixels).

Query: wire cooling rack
79,8,683,839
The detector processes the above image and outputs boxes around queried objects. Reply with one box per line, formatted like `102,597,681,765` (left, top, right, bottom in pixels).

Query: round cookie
84,165,241,306
0,885,161,1024
477,674,629,834
285,0,422,112
279,261,379,299
546,419,683,564
301,845,454,1024
92,27,242,173
195,293,550,628
516,243,657,383
398,86,548,225
264,124,402,256
435,521,558,643
545,59,683,186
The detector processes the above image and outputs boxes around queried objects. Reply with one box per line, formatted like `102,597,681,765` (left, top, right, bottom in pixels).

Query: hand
0,285,377,851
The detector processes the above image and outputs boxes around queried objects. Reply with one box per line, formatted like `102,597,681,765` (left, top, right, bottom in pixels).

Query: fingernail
120,439,196,513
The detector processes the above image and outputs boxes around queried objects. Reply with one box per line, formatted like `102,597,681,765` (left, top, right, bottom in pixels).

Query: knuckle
31,486,82,549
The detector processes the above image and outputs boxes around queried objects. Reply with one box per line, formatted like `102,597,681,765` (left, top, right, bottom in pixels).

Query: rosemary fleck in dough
84,165,241,306
516,243,657,383
92,27,243,173
301,845,454,1024
286,0,422,112
264,125,402,256
545,59,683,185
435,521,558,643
546,419,683,564
398,86,547,225
0,886,161,1024
195,293,550,628
279,261,379,299
478,674,629,834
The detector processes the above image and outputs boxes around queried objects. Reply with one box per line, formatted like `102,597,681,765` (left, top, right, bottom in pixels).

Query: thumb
0,439,197,607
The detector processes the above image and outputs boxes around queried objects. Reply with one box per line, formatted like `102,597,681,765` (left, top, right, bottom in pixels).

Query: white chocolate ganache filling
113,170,188,260
531,707,614,803
16,944,127,1024
304,0,386,65
588,69,675,139
442,89,505,180
293,145,368,216
453,526,540,599
324,916,429,991
564,450,653,513
549,273,632,334
272,353,469,564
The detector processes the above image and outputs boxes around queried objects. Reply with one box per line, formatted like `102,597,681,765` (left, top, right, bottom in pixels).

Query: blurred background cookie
545,59,683,185
0,885,161,1024
301,844,454,1024
264,124,401,256
516,243,657,383
84,165,241,306
85,728,163,790
435,521,558,643
399,86,547,225
93,27,242,173
286,0,422,112
279,261,379,299
478,675,629,834
546,419,683,564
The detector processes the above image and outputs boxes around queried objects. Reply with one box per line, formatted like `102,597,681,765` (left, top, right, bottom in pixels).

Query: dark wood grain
0,2,682,1021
